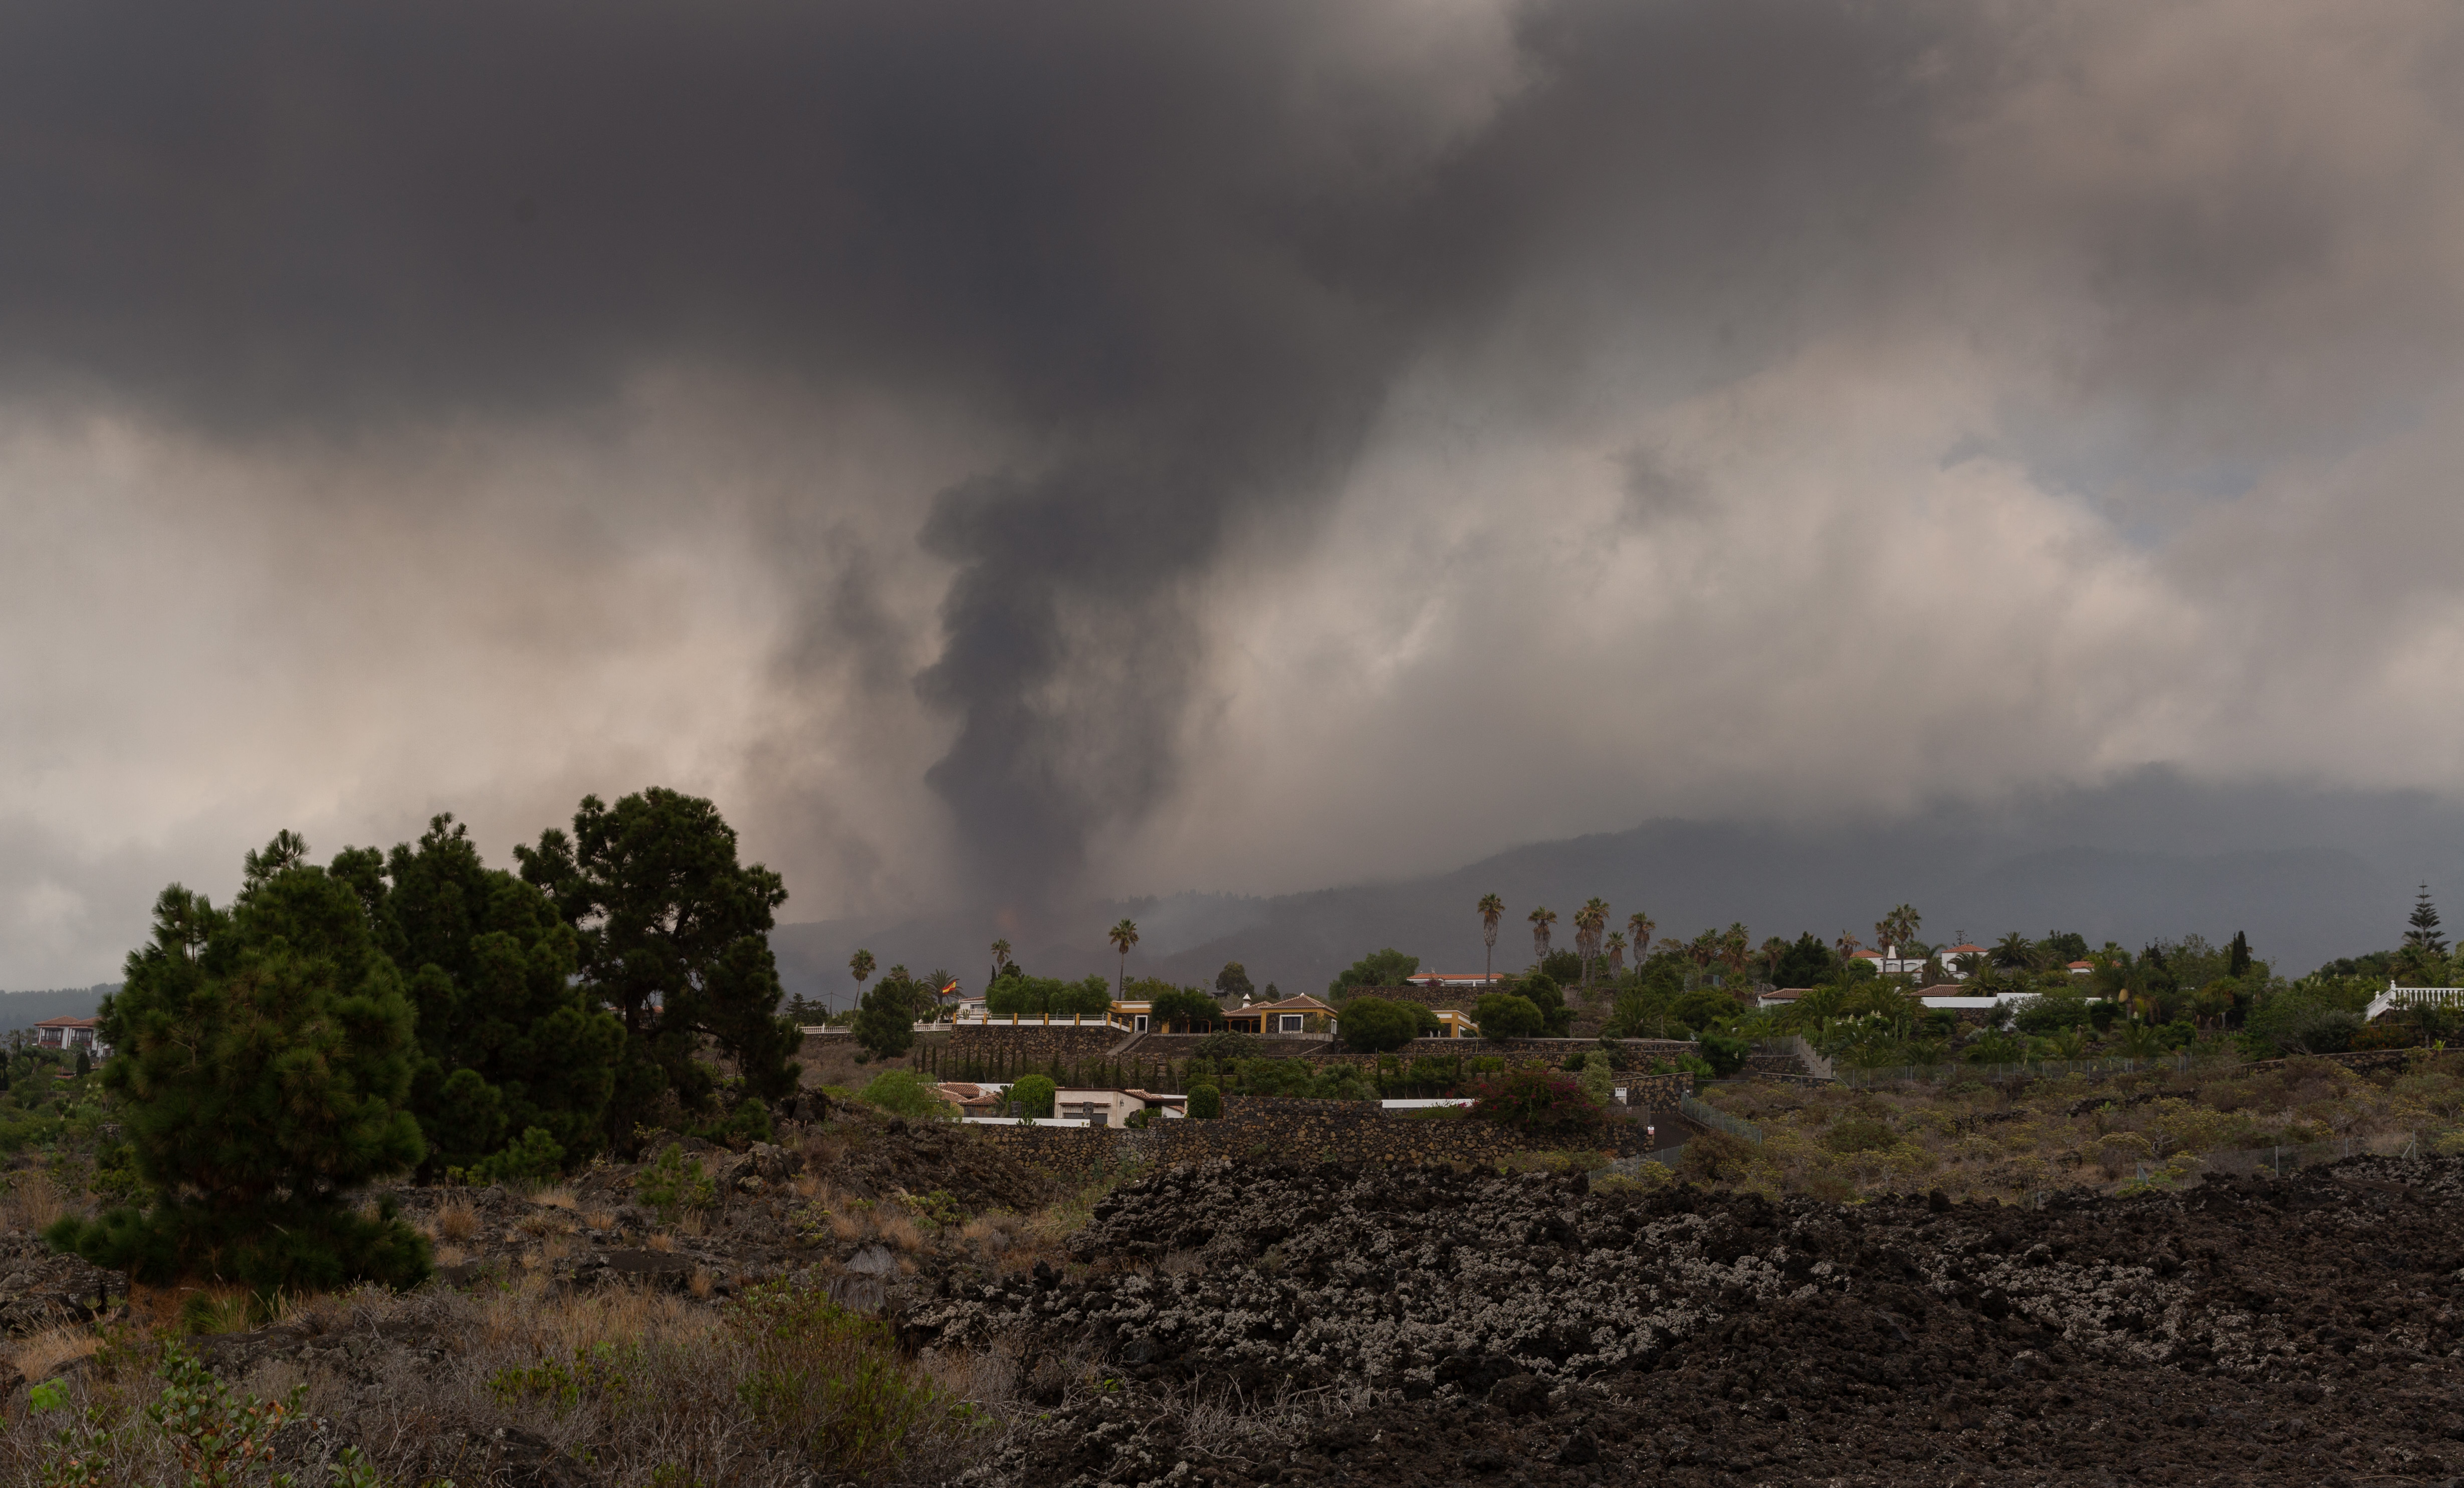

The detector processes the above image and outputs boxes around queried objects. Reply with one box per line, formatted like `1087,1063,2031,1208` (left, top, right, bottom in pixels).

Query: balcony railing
942,1009,1138,1033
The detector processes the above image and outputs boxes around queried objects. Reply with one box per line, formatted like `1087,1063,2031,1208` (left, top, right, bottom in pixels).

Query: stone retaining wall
944,1025,1127,1066
970,1094,1647,1172
1343,983,1490,1010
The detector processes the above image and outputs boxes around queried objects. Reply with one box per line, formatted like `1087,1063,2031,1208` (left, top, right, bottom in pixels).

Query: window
1279,1014,1303,1033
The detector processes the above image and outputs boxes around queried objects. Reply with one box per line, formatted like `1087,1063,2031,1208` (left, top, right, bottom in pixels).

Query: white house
1053,1088,1186,1127
33,1016,107,1059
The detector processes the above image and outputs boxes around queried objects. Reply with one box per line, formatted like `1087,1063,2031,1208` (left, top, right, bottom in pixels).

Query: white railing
944,1009,1137,1033
2365,982,2464,1021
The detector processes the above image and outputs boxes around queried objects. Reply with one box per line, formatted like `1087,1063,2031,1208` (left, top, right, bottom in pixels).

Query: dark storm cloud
0,0,1459,898
6,0,2464,963
0,0,1967,900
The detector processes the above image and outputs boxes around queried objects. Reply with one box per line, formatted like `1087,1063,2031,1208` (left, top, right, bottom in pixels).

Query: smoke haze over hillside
769,769,2464,1009
6,2,2464,984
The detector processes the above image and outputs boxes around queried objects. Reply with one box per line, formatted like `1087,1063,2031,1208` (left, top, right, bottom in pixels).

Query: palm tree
1527,905,1557,964
1991,931,2034,970
1720,923,1750,984
1833,931,1861,972
1603,931,1628,981
1628,912,1655,967
1478,894,1505,984
1108,918,1141,997
1687,929,1717,970
989,937,1013,987
848,948,876,1012
1573,899,1609,991
1871,904,1921,957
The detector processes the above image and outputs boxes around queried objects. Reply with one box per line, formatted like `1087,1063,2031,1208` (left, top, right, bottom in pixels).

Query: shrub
1694,1028,1751,1077
1517,973,1575,1035
691,1095,776,1148
1594,1162,1673,1195
1963,1030,2027,1065
1578,1051,1614,1106
1824,1117,1896,1154
1474,993,1544,1041
2012,993,2095,1034
725,1282,975,1475
1337,997,1423,1052
635,1143,716,1225
467,1126,566,1186
1186,1084,1222,1120
857,1070,957,1122
1191,1031,1262,1062
1678,1128,1756,1182
1470,1067,1609,1141
1009,1074,1056,1120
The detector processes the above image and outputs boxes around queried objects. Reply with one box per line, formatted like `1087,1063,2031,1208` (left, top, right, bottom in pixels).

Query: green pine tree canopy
50,851,430,1289
51,787,801,1293
516,788,802,1132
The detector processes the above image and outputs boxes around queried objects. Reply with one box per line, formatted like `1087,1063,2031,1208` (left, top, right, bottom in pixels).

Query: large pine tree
517,788,801,1137
333,815,624,1177
50,839,428,1290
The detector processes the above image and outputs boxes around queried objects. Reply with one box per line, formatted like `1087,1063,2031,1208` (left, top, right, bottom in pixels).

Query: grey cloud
7,1,2464,981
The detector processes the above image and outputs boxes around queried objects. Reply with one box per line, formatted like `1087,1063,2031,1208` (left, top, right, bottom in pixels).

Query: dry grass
434,1202,481,1243
678,1210,708,1238
790,1173,822,1200
8,1325,100,1382
2,1171,65,1233
688,1269,714,1299
434,1243,467,1267
1694,1049,2464,1203
541,1234,574,1262
584,1209,616,1232
877,1212,924,1252
528,1185,577,1210
646,1232,676,1253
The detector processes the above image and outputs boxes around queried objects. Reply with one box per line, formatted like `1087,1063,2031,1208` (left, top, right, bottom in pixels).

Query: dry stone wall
945,1025,1127,1066
970,1093,1660,1172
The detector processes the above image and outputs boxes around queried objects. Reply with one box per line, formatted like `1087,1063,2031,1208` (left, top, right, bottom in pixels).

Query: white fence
2365,983,2464,1021
941,1009,1137,1033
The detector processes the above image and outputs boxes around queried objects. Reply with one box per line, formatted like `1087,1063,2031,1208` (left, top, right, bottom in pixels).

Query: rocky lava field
931,1156,2464,1487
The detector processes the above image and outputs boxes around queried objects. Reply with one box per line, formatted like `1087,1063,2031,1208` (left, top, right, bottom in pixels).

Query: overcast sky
7,0,2464,986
